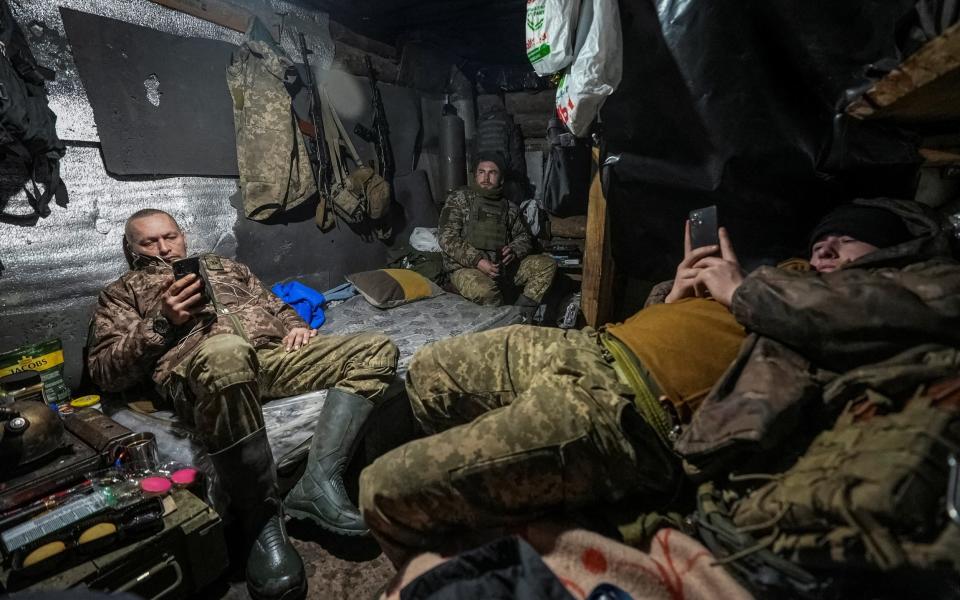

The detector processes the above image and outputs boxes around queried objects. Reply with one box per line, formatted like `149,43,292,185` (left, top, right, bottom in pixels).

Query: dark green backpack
386,243,446,284
0,0,66,221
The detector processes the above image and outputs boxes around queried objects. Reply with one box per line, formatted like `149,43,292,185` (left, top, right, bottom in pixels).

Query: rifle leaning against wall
296,32,334,229
354,56,395,183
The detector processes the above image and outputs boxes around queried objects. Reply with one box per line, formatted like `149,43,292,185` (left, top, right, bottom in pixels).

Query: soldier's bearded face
810,235,879,273
126,214,187,261
475,161,502,189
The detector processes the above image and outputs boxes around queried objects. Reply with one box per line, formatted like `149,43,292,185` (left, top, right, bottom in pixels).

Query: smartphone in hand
172,256,202,280
689,205,720,250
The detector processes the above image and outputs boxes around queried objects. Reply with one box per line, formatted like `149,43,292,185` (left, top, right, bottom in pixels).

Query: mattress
109,292,522,474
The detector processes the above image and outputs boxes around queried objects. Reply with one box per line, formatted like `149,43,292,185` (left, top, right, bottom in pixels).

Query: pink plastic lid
170,468,198,486
140,476,172,494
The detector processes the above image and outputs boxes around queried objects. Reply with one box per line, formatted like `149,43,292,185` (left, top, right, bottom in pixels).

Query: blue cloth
271,281,326,328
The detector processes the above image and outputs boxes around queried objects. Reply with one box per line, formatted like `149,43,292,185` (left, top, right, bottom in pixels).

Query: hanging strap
319,86,362,187
0,142,65,221
598,331,677,446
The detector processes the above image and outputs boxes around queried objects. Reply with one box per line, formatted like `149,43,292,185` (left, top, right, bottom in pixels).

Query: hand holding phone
665,206,722,303
162,257,208,325
172,256,201,281
688,205,719,250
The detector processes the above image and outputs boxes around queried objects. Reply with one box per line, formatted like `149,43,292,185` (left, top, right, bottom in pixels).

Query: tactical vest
464,195,509,251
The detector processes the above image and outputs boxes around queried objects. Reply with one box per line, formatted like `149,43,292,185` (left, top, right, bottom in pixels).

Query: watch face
153,317,170,336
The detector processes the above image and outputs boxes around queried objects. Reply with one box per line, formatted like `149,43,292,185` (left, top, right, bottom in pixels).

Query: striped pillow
346,269,444,309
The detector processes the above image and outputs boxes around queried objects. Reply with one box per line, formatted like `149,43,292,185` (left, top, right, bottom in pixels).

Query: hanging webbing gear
0,0,67,221
317,86,391,237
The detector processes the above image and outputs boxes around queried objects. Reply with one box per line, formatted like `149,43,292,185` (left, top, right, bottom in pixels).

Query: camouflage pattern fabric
438,187,534,273
450,253,558,305
227,38,315,221
678,199,960,475
88,255,310,390
359,325,679,564
166,332,397,451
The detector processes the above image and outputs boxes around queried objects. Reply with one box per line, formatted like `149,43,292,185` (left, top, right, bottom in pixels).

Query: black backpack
541,117,590,218
0,0,66,221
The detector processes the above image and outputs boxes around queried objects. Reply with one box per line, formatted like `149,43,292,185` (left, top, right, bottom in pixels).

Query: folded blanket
385,524,751,600
524,524,751,600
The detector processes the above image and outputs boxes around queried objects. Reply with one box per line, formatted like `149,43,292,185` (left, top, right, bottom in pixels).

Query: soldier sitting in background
438,151,557,318
358,199,960,567
87,209,398,600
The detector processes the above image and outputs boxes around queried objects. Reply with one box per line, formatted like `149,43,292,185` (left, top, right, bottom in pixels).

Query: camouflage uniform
88,255,398,451
438,187,557,305
361,198,960,565
358,325,679,563
227,28,315,222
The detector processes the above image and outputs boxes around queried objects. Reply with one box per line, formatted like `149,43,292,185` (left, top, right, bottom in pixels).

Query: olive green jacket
672,199,960,475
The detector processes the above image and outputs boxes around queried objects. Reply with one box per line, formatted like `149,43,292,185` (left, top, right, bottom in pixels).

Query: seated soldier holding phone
87,209,399,600
358,198,960,566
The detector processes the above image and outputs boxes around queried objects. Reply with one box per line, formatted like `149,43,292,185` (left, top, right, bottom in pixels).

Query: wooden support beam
331,44,399,84
550,215,587,239
920,147,960,166
149,0,251,32
514,112,550,139
147,0,399,83
328,20,396,59
847,21,960,123
581,147,615,327
504,89,556,115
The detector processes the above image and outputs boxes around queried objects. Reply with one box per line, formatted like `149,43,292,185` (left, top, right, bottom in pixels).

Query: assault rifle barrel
297,33,329,193
362,55,394,182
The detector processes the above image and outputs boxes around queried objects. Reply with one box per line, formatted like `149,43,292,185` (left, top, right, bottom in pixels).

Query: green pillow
346,269,444,309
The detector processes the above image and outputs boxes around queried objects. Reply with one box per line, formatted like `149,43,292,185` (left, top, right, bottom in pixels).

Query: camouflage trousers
450,254,558,306
167,333,398,451
359,325,679,565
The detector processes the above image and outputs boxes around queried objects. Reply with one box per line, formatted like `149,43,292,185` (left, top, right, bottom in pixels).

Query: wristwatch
151,315,173,340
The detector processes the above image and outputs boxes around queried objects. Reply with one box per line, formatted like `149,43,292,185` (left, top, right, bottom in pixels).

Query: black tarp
600,0,926,280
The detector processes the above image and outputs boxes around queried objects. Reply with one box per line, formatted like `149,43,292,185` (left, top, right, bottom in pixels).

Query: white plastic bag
409,227,441,252
526,0,581,76
555,0,623,137
520,197,547,238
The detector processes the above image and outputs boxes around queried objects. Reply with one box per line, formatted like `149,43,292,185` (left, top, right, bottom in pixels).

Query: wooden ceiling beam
847,21,960,124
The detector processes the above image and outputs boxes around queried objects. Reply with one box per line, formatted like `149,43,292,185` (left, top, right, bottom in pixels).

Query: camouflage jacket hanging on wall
227,20,315,221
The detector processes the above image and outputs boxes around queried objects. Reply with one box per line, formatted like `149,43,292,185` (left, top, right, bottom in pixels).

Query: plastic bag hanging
526,0,581,76
555,0,623,137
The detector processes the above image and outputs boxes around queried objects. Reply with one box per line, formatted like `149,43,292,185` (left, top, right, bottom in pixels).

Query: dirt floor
203,392,418,599
207,522,396,600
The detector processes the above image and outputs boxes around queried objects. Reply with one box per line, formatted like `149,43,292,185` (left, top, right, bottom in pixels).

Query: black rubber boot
210,429,306,600
284,388,374,536
515,294,540,323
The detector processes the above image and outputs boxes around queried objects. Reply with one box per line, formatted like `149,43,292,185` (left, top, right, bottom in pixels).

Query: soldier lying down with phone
358,198,960,566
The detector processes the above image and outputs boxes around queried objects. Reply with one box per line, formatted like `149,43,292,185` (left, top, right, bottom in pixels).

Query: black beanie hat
474,151,506,175
809,204,912,251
